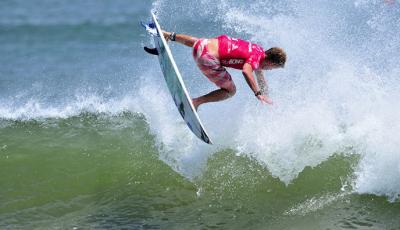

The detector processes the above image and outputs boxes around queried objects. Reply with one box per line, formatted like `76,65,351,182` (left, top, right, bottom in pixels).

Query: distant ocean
1,0,400,229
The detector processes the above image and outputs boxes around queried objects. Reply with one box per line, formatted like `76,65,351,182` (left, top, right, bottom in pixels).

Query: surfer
163,31,286,110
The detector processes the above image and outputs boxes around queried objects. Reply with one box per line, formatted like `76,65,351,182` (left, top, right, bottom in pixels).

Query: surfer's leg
191,66,236,110
192,89,228,110
192,86,235,110
192,38,236,109
163,31,198,47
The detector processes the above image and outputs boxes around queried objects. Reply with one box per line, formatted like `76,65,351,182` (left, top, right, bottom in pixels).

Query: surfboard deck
146,12,212,144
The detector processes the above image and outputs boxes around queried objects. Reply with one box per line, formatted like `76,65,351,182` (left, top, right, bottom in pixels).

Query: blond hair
265,47,286,67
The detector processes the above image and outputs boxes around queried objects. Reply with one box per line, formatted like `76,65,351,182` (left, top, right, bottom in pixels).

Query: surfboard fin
144,46,159,55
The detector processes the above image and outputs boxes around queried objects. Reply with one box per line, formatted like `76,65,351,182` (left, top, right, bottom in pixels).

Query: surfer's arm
163,31,197,47
255,70,268,95
242,64,259,94
243,64,272,104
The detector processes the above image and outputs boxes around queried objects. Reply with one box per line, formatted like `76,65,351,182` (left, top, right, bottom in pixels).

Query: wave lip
0,95,140,121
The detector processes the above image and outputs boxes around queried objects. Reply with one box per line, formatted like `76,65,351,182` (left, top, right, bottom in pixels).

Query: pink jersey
218,35,265,70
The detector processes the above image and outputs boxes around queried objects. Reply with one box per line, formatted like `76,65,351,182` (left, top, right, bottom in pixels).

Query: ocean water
1,0,400,229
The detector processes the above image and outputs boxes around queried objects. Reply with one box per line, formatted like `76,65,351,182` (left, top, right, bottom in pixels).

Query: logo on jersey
221,59,244,65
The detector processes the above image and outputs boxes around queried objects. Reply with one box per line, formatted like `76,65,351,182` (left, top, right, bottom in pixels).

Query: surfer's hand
257,95,273,105
163,31,171,41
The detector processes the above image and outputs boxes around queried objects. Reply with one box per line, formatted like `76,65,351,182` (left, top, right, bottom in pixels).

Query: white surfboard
147,12,212,144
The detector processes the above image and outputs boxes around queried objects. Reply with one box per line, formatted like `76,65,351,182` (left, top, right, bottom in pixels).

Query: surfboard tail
140,21,157,36
141,21,159,55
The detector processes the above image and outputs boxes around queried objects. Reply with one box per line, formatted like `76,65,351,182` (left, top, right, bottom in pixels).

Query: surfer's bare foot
192,98,201,111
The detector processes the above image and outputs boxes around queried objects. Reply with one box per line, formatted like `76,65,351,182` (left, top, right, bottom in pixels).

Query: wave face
1,0,400,228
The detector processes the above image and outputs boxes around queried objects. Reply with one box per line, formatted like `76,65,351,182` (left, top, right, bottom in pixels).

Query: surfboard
144,12,212,144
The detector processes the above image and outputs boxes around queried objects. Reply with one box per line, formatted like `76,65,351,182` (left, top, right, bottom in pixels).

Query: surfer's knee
223,84,236,98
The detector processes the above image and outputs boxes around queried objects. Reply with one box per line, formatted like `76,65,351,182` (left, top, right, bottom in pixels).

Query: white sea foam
284,192,351,216
148,0,400,201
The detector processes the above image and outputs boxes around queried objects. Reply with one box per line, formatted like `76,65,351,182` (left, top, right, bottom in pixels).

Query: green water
1,113,399,229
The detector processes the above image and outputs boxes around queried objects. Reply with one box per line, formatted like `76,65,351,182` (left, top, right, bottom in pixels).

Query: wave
148,0,400,201
1,0,399,202
5,65,394,201
0,95,135,121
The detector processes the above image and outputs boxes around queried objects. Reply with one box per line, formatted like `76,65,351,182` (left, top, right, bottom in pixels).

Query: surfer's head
263,47,286,70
